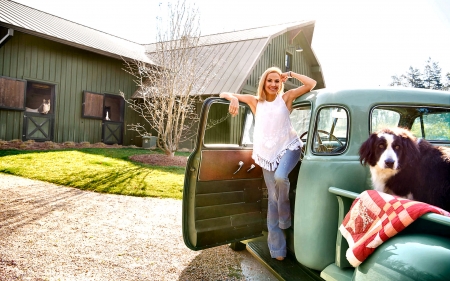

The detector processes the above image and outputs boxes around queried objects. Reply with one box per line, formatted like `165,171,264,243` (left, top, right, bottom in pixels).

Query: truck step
246,239,323,281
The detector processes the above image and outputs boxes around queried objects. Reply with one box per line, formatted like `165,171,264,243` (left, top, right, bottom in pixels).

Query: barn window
104,94,124,122
285,52,293,72
0,76,26,110
25,82,53,114
82,91,104,119
82,91,124,121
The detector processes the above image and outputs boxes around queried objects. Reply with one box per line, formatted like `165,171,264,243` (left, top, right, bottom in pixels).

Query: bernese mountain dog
359,127,450,212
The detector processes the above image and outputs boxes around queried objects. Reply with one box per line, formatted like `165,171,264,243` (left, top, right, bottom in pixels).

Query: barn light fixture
286,45,303,52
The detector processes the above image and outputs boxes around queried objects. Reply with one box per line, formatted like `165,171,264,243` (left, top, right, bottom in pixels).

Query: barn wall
0,30,143,146
244,32,313,93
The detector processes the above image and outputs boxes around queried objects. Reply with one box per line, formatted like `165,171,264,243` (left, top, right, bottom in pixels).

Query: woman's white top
252,93,302,171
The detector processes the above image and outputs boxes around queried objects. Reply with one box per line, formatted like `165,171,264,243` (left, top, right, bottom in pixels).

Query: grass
0,148,190,200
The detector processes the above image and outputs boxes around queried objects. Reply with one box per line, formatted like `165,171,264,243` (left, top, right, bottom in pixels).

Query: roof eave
0,22,153,64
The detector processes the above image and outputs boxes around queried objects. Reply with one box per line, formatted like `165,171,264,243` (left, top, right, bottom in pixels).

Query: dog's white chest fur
369,165,398,192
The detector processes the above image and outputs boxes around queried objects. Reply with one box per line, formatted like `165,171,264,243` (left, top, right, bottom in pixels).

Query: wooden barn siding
0,31,142,145
243,33,311,93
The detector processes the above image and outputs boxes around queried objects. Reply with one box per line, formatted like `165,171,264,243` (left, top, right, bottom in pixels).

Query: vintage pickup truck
182,87,450,280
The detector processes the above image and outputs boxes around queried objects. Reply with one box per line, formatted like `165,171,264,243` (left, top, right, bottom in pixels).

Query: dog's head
359,127,420,170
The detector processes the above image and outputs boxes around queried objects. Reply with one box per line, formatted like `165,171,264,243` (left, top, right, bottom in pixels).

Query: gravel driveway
0,174,276,281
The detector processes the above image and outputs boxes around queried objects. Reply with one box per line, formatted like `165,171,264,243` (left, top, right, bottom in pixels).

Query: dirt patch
129,154,188,167
0,174,250,281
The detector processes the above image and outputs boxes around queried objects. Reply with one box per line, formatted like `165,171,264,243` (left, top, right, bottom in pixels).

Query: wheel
229,241,246,251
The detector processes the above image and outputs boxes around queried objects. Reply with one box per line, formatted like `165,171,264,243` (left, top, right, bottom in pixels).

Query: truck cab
182,87,450,280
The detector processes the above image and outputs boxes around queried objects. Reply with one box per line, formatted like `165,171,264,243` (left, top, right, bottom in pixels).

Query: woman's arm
282,72,317,109
219,92,257,116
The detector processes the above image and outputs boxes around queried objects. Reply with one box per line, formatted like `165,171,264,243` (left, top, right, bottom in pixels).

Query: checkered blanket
339,190,450,267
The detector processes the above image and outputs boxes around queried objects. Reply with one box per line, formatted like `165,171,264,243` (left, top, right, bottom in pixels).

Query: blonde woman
220,67,316,261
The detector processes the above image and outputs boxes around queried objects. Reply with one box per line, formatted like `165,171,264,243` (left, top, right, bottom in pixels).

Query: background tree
423,57,443,90
405,66,425,88
423,57,433,89
121,0,222,156
443,72,450,91
390,74,407,87
430,60,443,90
390,57,447,91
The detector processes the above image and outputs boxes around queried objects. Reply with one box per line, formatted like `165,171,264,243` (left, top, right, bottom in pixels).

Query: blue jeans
262,148,301,258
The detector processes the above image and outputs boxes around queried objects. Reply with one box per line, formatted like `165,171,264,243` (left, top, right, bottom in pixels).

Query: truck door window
290,105,312,142
410,109,450,141
371,106,450,142
371,108,400,132
203,102,252,147
312,106,348,154
242,110,254,146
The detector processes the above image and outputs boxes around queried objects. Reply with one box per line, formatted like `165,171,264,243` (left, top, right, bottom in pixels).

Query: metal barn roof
0,0,152,63
1,0,324,94
143,20,322,95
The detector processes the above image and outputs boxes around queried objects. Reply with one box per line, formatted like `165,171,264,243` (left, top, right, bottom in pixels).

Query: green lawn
0,148,189,199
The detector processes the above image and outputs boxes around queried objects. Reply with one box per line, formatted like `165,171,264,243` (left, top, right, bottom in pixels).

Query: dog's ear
359,133,378,166
401,135,420,163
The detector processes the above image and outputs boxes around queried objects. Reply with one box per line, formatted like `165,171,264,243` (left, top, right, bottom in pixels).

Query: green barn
0,0,325,149
0,0,151,146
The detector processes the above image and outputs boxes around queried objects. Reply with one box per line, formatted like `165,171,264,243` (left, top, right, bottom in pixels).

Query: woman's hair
256,66,284,101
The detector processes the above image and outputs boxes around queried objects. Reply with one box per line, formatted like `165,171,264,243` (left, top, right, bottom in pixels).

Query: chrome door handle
247,164,255,172
233,161,244,174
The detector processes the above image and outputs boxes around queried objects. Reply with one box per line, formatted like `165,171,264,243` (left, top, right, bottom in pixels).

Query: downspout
0,28,14,48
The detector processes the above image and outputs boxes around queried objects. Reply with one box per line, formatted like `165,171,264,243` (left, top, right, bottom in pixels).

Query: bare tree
121,0,222,156
390,74,407,87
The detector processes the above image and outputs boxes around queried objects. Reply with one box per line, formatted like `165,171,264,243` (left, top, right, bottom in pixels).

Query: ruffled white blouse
252,93,302,171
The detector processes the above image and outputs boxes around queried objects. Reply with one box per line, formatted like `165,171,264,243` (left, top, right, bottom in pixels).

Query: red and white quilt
339,190,450,267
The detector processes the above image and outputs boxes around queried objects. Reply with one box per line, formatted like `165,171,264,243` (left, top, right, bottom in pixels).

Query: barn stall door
83,92,124,145
101,94,124,145
23,82,55,141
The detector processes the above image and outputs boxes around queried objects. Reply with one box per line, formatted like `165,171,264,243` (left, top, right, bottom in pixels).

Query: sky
12,0,450,89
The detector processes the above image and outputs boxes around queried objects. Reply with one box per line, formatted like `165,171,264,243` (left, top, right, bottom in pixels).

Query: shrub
81,141,91,147
63,141,75,147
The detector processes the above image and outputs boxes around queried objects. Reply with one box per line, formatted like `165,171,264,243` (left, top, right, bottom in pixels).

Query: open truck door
182,98,265,250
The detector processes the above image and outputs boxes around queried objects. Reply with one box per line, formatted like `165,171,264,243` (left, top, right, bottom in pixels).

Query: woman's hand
229,96,239,116
281,72,289,83
219,91,257,116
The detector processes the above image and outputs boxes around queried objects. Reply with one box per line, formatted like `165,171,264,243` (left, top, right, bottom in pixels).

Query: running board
246,239,323,281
